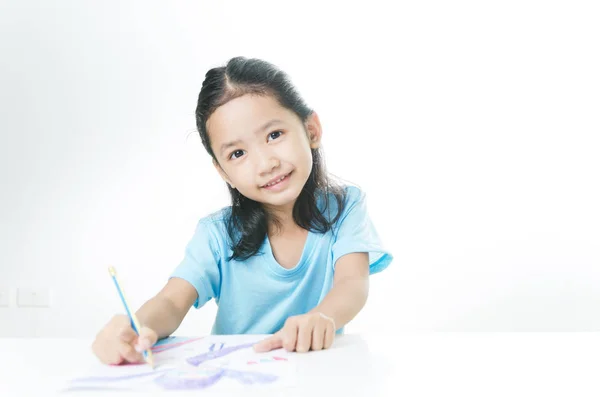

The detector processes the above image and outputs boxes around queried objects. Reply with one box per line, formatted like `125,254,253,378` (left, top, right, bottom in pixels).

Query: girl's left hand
253,312,336,353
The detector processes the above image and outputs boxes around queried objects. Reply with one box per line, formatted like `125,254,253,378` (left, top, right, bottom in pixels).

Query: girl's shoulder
193,206,232,240
341,184,364,202
317,184,366,226
320,183,364,206
199,206,232,225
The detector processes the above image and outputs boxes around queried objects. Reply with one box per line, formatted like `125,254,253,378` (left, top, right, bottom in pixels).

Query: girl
92,57,392,364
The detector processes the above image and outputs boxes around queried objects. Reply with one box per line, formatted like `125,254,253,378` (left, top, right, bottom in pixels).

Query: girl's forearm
310,277,369,330
135,295,187,339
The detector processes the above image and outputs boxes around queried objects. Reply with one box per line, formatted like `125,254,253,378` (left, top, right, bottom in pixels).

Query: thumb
135,327,158,352
254,332,283,353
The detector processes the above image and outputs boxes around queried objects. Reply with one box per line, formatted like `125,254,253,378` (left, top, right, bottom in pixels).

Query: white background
1,0,598,337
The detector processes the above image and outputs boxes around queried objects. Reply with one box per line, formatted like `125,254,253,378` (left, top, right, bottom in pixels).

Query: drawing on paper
186,342,255,366
151,336,204,354
66,335,295,392
247,355,288,365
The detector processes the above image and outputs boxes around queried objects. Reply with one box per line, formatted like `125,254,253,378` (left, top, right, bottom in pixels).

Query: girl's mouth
262,172,292,190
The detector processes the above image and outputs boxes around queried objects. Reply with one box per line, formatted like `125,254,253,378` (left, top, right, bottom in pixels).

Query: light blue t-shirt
170,186,392,335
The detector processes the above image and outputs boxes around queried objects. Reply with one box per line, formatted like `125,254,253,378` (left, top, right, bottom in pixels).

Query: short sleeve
332,187,393,275
170,219,222,308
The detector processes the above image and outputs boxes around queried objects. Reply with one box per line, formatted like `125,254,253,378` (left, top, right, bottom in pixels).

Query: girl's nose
258,155,280,174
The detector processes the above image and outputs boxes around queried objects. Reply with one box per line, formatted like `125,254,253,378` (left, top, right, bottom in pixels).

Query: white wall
1,0,598,337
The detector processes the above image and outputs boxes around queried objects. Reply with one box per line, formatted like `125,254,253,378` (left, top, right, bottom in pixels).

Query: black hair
195,56,346,261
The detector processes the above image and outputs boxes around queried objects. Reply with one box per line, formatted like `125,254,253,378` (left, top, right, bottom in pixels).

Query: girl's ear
213,159,236,189
305,112,323,149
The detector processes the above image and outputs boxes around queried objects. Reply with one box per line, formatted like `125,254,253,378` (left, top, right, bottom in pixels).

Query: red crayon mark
152,337,205,354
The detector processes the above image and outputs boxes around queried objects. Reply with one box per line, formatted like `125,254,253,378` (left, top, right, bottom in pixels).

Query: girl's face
207,94,322,213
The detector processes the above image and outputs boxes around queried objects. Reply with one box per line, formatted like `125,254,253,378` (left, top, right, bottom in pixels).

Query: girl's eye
229,149,245,160
268,131,283,141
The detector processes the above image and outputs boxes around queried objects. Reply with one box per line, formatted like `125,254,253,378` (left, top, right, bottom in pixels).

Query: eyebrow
219,119,285,155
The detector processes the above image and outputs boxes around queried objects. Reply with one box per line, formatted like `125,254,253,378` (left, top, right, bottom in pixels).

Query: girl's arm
135,278,198,339
310,252,370,329
254,252,370,353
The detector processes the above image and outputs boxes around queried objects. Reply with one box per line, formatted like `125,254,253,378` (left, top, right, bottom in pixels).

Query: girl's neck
264,202,298,236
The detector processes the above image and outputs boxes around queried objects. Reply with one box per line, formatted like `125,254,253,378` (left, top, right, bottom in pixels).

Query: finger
92,340,120,365
324,322,335,349
296,322,313,353
106,351,124,365
118,341,144,363
111,314,130,328
281,321,298,352
135,327,158,352
101,343,124,365
253,332,283,353
311,321,325,351
117,322,137,343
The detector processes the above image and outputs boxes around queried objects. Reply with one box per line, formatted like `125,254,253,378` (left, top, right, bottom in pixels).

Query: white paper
65,335,296,392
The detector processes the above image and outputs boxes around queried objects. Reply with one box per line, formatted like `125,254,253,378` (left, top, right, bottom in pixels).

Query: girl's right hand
92,314,158,365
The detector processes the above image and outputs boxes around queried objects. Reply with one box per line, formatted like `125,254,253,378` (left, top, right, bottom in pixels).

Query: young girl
92,57,392,364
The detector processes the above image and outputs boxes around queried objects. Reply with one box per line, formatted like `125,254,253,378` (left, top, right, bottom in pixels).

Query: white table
1,333,598,396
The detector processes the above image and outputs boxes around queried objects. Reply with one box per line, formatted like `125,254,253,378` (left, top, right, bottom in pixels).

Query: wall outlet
0,287,9,307
17,288,51,308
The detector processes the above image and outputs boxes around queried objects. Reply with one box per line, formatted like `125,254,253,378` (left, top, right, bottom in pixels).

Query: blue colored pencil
108,266,155,369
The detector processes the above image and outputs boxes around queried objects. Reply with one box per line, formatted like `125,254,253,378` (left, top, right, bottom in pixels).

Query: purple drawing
153,368,278,390
71,369,169,383
221,368,278,385
186,342,255,366
208,342,226,352
154,369,225,390
69,338,287,391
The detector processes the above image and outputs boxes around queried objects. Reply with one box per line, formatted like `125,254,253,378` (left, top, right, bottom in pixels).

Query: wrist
309,309,336,329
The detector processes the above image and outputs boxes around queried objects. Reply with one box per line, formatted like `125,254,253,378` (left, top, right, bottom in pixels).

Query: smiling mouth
261,172,291,188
